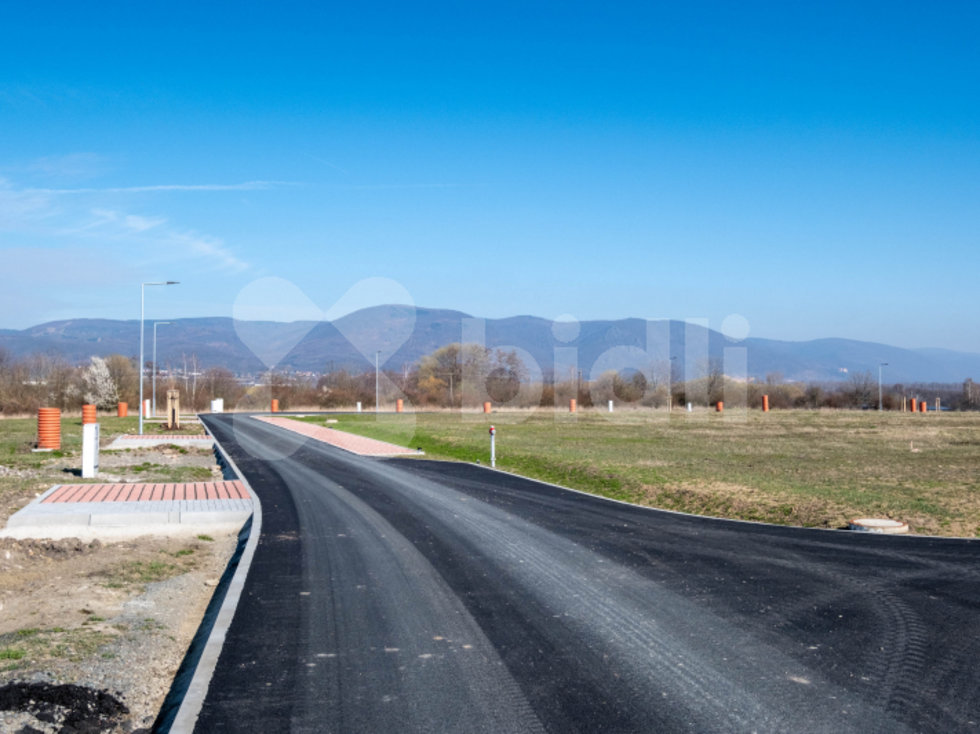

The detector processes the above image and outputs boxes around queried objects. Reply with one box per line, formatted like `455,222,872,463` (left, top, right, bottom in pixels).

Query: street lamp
152,321,172,418
375,351,381,413
669,356,678,411
139,281,179,435
878,362,889,412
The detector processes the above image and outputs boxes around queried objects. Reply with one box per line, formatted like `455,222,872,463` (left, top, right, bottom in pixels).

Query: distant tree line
0,348,247,415
1,344,977,415
308,347,980,413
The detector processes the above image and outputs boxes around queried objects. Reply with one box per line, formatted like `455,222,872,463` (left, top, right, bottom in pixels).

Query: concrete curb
2,483,251,538
162,417,263,733
106,435,214,450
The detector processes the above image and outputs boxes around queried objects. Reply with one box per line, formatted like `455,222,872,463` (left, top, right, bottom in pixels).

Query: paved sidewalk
2,480,253,538
254,415,422,457
107,433,214,450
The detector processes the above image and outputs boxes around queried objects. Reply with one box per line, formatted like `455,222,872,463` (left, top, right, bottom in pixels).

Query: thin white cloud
167,230,250,273
0,173,252,273
25,180,293,195
327,182,461,191
124,213,165,232
26,153,106,181
59,208,166,236
0,176,55,225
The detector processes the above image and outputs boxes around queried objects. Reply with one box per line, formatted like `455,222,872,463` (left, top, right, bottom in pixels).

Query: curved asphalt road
193,413,980,733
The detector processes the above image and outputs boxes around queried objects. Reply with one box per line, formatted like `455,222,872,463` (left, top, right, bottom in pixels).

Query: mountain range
1,306,977,385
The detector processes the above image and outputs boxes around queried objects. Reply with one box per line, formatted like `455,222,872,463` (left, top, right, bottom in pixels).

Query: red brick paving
254,415,419,456
42,481,247,503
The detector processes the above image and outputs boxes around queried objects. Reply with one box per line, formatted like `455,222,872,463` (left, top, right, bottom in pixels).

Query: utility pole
878,362,889,411
375,351,381,413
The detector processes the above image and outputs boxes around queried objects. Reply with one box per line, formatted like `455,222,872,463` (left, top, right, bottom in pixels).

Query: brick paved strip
40,480,247,504
254,415,420,457
46,485,75,503
79,485,102,503
105,484,124,502
225,480,248,499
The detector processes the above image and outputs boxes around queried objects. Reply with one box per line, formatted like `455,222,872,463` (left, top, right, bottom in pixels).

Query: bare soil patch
0,419,241,732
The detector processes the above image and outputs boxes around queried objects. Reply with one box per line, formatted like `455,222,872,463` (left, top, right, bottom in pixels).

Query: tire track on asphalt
197,416,980,733
331,453,913,733
273,457,546,734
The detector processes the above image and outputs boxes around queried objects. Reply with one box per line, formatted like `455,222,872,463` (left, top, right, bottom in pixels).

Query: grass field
0,415,211,518
296,409,980,538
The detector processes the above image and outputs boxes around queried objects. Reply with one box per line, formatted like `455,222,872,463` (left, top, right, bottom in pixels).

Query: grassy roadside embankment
0,414,238,731
0,415,210,518
295,409,980,537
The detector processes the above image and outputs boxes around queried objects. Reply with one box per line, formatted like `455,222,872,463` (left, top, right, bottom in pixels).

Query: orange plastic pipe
37,407,61,450
271,399,280,412
396,398,404,413
117,402,128,418
762,395,770,412
910,398,917,413
82,404,97,424
569,398,577,413
716,401,724,412
483,401,492,414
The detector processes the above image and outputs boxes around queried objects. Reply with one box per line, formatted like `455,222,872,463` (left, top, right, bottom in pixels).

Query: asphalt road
194,413,980,733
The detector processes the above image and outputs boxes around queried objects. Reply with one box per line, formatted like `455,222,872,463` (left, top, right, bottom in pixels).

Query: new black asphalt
193,413,980,733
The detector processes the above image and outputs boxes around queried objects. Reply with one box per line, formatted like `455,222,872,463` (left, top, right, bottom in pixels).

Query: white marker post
489,425,496,468
82,422,100,478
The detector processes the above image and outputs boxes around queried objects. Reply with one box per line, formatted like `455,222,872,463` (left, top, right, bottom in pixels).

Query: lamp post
669,356,677,411
375,351,381,413
152,321,171,418
878,362,888,412
139,282,178,435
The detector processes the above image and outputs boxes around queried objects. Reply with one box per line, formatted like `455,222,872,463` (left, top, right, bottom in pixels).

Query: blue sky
1,1,978,352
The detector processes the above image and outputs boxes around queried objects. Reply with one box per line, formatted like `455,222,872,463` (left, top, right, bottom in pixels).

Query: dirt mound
0,681,131,733
0,538,102,560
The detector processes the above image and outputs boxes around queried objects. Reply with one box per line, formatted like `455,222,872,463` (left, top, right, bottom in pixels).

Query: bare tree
843,370,876,408
965,379,979,409
105,354,138,407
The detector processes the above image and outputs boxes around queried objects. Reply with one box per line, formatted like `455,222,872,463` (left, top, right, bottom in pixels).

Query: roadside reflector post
608,400,614,413
489,425,496,468
356,401,362,413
